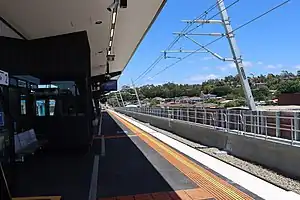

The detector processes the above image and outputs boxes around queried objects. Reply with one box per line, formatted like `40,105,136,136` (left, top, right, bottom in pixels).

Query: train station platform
10,110,299,200
96,111,261,200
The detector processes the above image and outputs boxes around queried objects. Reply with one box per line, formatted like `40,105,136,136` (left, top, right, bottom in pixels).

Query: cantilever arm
183,35,233,62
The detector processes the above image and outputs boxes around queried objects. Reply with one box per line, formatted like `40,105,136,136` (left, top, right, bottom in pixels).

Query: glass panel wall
36,100,46,116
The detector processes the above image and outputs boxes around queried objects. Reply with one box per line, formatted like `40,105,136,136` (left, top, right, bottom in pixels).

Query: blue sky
118,0,299,88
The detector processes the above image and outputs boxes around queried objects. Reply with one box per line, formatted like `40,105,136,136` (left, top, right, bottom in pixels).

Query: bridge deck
12,111,262,200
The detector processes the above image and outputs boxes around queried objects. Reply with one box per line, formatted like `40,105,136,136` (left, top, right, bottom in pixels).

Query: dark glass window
18,80,27,88
49,99,56,116
36,100,46,116
9,78,17,86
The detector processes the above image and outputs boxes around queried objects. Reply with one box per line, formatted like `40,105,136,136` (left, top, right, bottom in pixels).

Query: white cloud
228,61,252,68
219,66,227,71
228,62,235,68
244,61,253,67
266,65,276,69
202,57,213,61
152,83,164,86
215,61,252,72
295,65,300,69
265,64,283,69
257,61,263,65
147,76,154,80
188,74,219,82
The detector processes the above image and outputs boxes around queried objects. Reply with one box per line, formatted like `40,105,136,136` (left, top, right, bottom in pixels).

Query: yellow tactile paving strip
93,134,139,139
109,111,253,200
12,196,61,200
99,188,213,200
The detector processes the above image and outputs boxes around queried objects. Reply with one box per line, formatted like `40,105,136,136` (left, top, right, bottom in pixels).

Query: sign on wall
0,70,8,86
0,112,4,126
101,80,117,92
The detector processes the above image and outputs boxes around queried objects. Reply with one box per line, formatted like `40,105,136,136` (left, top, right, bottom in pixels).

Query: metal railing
116,107,300,147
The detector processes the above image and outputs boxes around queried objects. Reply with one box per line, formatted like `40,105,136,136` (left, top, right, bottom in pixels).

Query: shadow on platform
11,111,197,200
97,112,197,199
11,150,94,200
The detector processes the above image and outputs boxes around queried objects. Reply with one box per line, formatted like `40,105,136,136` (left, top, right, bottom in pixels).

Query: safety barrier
115,107,300,178
117,107,300,146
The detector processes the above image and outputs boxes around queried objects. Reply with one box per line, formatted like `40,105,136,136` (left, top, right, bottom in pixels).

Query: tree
236,98,246,106
212,86,232,97
278,80,300,94
253,86,270,101
129,71,298,105
224,101,237,108
202,84,213,94
150,99,160,107
280,70,290,78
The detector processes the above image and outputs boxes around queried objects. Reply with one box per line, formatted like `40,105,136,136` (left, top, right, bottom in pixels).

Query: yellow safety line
12,196,61,200
128,119,243,200
94,134,138,139
109,111,252,200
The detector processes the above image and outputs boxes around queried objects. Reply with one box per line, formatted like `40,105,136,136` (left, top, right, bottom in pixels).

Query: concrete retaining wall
117,109,300,179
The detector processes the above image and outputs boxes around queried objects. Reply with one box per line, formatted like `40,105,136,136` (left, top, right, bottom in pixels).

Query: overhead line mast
165,0,256,110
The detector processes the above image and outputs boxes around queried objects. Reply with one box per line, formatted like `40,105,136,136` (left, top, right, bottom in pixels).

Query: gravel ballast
201,147,300,194
132,118,300,194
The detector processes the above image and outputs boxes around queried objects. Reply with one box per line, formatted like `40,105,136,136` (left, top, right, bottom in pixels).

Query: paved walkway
11,111,261,200
98,111,260,200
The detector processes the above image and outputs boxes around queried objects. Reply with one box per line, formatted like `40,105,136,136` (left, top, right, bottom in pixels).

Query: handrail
117,107,300,147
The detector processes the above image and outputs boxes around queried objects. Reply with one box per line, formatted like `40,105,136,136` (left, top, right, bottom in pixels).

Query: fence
116,107,300,146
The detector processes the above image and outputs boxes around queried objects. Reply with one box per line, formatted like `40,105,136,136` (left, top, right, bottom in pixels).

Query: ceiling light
95,20,102,25
110,29,114,37
112,12,117,24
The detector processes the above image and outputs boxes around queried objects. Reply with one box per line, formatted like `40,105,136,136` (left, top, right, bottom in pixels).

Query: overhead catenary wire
186,0,240,34
134,0,240,85
147,0,290,80
133,5,217,83
133,1,221,84
204,0,291,47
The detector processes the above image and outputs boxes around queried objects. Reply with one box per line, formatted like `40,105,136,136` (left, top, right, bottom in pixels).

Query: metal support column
276,111,281,137
294,112,299,141
115,93,121,107
221,110,224,128
250,111,254,133
217,0,256,110
204,109,207,124
257,111,260,134
131,79,142,107
260,111,265,134
118,91,125,107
